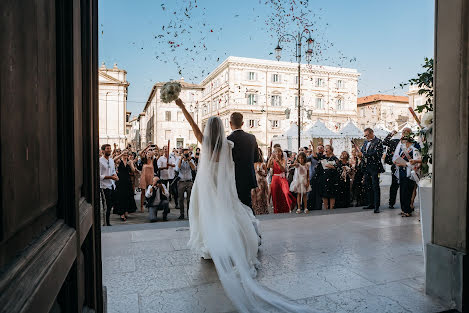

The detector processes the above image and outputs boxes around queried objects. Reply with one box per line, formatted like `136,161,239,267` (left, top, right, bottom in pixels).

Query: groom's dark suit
227,129,259,212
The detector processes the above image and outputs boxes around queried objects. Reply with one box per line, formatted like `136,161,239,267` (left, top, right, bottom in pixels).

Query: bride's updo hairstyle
203,116,224,156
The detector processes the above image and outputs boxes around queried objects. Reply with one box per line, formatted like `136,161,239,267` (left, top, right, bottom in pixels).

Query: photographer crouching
145,177,170,222
177,148,196,220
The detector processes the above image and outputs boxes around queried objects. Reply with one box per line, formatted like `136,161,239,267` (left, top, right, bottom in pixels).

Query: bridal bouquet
160,81,182,103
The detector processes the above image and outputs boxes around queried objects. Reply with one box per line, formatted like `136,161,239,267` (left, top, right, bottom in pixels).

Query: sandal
304,209,309,214
120,215,127,221
296,208,301,214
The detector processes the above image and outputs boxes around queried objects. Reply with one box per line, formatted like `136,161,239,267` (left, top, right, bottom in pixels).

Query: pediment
99,71,126,85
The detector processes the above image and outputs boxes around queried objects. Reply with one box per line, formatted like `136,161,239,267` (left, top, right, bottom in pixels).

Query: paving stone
130,228,190,242
103,265,190,294
345,256,424,284
170,237,190,251
314,265,375,291
102,255,135,275
258,269,339,300
399,276,426,293
139,283,235,313
101,210,449,313
296,295,348,313
131,239,175,256
183,261,220,286
106,292,139,313
328,281,446,313
134,249,201,269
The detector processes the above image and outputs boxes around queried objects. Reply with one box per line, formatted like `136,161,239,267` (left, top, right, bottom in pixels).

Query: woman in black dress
114,150,137,221
350,148,366,207
336,151,351,208
317,145,339,210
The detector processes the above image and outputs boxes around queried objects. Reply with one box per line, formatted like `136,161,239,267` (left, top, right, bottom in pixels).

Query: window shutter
255,94,258,104
279,96,282,106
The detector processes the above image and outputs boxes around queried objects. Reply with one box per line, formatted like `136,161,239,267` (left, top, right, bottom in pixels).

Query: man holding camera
177,148,196,220
145,177,170,222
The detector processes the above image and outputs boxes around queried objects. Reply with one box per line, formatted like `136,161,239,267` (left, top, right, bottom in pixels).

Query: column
426,1,469,311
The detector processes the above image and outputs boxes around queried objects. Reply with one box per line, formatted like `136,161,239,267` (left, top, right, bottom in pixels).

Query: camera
184,153,190,159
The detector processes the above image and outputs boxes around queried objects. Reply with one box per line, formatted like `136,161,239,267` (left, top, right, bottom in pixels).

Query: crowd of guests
99,126,422,226
99,142,200,226
252,127,422,217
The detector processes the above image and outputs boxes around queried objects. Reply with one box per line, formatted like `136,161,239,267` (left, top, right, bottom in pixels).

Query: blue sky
99,0,434,116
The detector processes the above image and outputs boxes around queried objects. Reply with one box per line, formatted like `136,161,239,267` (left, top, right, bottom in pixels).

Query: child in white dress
290,152,311,213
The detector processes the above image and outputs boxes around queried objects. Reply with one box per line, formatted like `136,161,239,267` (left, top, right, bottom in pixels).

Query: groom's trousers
236,183,254,215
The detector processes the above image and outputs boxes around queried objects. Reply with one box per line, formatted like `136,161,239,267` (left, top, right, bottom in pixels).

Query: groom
227,112,259,214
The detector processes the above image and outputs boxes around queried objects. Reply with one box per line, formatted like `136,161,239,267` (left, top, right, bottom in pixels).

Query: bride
175,98,314,313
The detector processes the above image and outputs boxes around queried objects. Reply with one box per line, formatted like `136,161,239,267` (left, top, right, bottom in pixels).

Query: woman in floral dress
251,148,269,215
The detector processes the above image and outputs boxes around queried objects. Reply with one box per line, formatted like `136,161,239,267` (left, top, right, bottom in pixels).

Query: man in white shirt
99,144,119,226
177,148,196,219
145,177,170,222
168,147,179,208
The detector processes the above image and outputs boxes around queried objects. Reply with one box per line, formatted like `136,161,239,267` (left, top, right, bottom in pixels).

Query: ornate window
272,73,280,83
315,98,324,109
271,95,281,106
336,98,343,110
315,78,324,87
247,94,257,105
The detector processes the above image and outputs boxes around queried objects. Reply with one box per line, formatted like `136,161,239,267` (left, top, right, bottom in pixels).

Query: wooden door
0,0,102,312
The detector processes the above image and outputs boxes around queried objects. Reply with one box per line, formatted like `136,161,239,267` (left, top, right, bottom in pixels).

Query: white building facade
127,117,139,150
138,113,147,149
142,56,359,153
98,63,129,148
198,57,360,152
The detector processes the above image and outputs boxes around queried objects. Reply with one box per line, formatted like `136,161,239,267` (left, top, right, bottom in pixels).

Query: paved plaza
101,204,449,313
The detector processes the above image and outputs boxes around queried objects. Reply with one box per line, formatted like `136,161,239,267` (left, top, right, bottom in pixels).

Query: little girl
290,152,311,214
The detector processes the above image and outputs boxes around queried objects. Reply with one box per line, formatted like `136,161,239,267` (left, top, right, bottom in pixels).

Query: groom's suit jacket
227,129,259,191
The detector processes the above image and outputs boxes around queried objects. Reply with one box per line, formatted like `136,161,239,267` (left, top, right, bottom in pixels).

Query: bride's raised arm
175,98,203,143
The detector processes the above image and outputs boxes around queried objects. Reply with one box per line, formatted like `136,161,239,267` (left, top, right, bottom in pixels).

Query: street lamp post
275,28,313,151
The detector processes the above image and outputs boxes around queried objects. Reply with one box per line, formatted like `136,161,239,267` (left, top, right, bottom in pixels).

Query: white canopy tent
373,123,391,139
336,120,364,153
301,119,339,150
271,123,299,152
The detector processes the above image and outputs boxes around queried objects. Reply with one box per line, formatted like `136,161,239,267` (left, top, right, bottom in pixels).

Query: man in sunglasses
357,128,385,213
100,144,119,226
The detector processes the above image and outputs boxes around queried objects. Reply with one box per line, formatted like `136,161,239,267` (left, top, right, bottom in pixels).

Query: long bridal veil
188,117,314,313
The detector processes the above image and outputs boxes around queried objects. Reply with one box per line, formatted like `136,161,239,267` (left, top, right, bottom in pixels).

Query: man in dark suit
227,112,259,213
383,130,400,209
358,128,385,213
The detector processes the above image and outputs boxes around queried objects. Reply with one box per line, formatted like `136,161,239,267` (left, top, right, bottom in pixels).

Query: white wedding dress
187,117,314,313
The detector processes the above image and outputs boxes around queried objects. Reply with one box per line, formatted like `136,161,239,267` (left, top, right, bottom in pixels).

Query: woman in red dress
267,147,296,213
